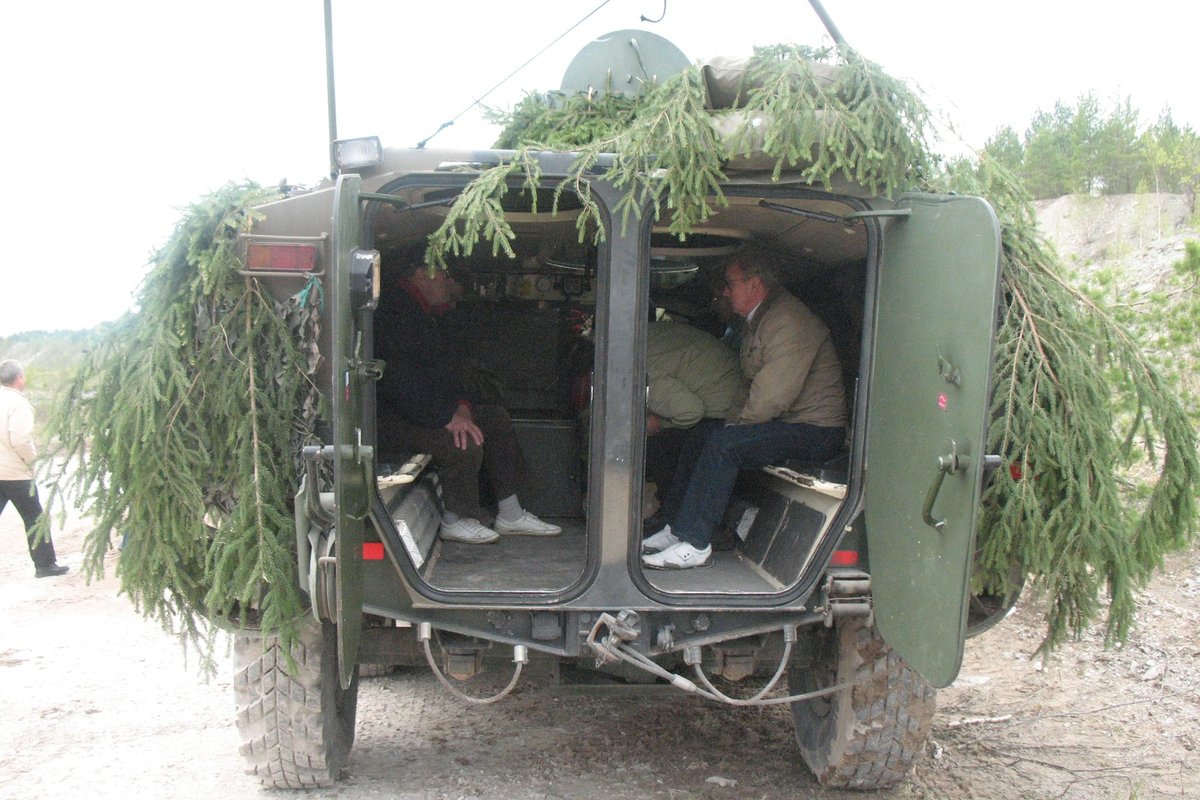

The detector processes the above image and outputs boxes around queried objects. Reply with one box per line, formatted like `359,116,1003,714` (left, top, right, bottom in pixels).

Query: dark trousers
0,480,57,569
663,419,844,549
382,405,527,521
645,426,691,517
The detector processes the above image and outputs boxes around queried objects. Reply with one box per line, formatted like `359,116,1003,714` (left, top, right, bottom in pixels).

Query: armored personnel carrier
231,24,1005,793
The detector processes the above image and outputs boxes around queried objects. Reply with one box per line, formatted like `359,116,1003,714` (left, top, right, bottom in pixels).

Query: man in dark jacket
375,261,560,544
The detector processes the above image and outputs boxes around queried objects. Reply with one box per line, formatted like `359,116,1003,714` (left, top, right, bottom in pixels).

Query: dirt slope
1036,193,1195,287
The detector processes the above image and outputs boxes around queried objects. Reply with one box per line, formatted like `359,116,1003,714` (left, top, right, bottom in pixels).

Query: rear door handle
922,440,967,532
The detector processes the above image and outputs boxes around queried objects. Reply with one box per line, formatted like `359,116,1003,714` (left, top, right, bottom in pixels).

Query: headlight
333,137,383,171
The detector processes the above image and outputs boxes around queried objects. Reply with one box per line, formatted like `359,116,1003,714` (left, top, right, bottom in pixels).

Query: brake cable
418,622,527,705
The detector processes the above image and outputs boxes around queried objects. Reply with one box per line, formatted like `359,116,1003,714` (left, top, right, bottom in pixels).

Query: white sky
2,0,1195,336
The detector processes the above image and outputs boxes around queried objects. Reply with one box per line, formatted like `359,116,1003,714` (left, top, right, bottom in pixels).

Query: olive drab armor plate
864,194,1001,688
331,174,370,689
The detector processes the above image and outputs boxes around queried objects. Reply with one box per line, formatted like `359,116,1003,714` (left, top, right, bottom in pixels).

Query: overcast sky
2,0,1194,336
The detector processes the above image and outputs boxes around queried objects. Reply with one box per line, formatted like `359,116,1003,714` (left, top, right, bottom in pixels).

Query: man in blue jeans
642,246,846,569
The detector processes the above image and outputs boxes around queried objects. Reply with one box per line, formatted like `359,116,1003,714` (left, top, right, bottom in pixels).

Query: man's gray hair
728,243,784,291
0,359,24,386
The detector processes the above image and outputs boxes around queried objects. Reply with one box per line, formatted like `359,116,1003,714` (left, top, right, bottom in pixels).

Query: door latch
922,439,969,531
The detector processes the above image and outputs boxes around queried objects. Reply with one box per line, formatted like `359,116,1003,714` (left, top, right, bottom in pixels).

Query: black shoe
35,563,69,578
642,510,667,536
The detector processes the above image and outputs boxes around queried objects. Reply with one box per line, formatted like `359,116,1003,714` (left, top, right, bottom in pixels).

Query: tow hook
821,569,873,627
586,610,642,666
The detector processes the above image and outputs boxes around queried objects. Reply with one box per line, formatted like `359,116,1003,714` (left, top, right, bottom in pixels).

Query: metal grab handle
922,440,967,531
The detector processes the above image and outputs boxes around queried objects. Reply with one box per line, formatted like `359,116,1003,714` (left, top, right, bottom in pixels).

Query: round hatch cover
560,29,690,97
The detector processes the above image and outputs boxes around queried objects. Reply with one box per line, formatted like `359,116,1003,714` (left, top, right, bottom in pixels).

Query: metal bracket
923,439,970,531
819,569,873,627
316,547,338,621
352,358,385,382
937,348,962,386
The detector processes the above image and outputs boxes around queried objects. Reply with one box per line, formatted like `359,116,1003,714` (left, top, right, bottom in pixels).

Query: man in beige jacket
1,360,68,577
643,246,847,569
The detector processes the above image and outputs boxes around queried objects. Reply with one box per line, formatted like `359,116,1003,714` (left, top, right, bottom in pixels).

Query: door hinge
820,569,873,627
353,358,385,382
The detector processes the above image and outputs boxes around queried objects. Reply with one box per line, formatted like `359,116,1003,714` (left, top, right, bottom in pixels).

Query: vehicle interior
364,177,872,599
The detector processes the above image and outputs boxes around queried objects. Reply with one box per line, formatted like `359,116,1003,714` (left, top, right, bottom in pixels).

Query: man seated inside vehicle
374,256,561,544
642,245,847,569
644,319,744,519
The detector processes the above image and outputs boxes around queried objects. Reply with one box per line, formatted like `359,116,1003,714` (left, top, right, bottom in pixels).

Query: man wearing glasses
642,245,847,569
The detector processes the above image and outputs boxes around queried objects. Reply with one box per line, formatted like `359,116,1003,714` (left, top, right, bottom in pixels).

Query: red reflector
362,542,385,561
245,242,317,272
1009,462,1024,481
830,550,858,567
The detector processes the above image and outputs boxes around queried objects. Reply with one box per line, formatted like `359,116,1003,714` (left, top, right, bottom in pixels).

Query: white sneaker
642,541,713,570
494,510,562,537
440,518,500,544
641,525,680,554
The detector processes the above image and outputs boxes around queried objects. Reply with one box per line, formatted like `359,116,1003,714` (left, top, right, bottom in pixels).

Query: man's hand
445,403,484,450
646,412,663,436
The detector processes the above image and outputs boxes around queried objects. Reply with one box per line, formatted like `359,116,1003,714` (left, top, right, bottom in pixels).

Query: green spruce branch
41,183,320,656
467,46,1199,650
434,46,928,261
940,158,1199,650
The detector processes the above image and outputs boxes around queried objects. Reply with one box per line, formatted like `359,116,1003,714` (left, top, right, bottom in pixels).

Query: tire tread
793,621,937,790
233,621,355,789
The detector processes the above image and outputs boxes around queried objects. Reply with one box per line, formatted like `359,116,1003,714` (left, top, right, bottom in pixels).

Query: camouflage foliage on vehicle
42,183,320,656
444,44,1200,650
43,44,1198,654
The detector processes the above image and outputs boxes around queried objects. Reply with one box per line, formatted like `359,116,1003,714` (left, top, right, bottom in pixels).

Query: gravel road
3,507,1197,800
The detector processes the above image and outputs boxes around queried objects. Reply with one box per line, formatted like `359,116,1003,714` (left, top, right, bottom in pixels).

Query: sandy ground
2,507,1197,800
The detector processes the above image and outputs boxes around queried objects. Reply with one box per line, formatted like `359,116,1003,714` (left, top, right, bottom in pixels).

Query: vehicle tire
789,619,936,790
234,618,359,788
966,554,1025,638
357,663,396,678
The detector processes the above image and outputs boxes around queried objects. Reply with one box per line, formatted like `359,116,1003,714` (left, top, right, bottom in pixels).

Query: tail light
245,242,318,272
830,550,859,567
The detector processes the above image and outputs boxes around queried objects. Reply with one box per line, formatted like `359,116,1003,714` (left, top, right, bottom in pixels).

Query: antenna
807,0,848,47
324,0,338,177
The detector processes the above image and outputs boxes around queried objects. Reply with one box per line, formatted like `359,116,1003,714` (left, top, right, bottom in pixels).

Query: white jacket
0,385,36,480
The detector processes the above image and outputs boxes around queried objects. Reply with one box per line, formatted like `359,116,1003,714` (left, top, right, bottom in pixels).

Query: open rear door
330,174,372,689
864,194,1001,688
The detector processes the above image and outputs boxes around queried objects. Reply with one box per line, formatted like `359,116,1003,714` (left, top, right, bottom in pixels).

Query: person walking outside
0,359,68,577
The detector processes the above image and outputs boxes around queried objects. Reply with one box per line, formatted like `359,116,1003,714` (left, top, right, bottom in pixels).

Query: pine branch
39,182,317,655
943,158,1199,650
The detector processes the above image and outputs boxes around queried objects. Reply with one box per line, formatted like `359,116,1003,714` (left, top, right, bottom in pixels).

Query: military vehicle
230,17,1007,794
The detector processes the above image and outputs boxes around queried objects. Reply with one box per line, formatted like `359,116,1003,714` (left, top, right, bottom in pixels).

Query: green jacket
646,322,743,429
